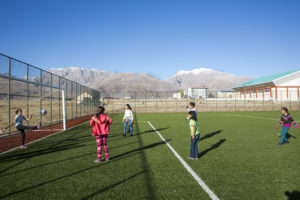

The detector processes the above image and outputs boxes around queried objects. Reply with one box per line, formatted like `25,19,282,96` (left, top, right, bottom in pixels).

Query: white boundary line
221,113,299,123
0,121,89,156
147,121,220,200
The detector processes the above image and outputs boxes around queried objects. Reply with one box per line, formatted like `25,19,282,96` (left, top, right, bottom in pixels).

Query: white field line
221,114,299,123
147,121,220,200
0,121,89,156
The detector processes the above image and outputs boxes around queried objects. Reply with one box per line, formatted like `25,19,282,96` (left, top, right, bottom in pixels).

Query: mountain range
48,67,252,94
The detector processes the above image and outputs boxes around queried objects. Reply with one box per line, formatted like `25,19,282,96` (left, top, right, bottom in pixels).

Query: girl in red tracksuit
90,106,113,163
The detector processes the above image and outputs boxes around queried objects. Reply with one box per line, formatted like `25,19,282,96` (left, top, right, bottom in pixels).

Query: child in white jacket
122,104,134,136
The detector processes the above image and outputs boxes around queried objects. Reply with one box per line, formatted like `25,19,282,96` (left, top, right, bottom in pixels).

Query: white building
187,88,208,99
173,92,182,99
217,91,238,99
233,69,300,101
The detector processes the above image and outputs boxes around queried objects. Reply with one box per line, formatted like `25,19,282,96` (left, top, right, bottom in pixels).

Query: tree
180,90,184,98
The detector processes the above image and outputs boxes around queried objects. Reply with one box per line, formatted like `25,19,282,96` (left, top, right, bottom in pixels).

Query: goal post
62,89,67,131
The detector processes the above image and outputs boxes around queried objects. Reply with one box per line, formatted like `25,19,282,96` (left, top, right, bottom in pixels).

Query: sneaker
20,145,28,149
93,158,101,163
278,142,284,146
130,134,133,136
123,134,126,137
37,122,41,129
187,156,194,160
285,141,290,144
105,157,110,161
194,158,199,160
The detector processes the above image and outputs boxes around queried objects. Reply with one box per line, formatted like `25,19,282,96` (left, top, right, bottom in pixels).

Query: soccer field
0,111,299,200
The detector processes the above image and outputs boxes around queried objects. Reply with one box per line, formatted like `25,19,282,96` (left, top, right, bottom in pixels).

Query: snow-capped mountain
47,67,252,93
48,67,177,93
166,67,251,90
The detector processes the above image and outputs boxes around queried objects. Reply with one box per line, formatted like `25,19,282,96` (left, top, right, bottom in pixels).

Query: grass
0,111,300,200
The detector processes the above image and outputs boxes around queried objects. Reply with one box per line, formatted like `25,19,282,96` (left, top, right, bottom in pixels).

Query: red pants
96,135,109,159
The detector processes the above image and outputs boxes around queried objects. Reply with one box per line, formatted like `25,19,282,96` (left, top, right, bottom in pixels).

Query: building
233,69,300,101
217,90,238,99
173,92,182,99
187,88,208,99
77,92,92,104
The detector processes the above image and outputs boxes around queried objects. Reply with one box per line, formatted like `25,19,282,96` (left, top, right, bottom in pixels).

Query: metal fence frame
101,90,300,113
0,53,101,136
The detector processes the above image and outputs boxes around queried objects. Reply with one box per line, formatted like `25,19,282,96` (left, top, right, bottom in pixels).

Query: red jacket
90,114,113,136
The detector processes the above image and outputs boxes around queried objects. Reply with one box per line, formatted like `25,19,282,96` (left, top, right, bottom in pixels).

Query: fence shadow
198,139,226,158
81,170,146,200
285,191,300,200
200,130,223,141
139,127,169,134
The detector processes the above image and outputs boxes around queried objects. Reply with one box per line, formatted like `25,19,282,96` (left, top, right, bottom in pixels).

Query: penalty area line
147,121,220,200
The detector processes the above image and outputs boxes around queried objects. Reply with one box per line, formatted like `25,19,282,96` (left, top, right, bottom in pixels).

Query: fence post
40,69,42,125
144,91,146,113
26,64,29,125
59,77,61,122
8,58,11,135
50,74,53,128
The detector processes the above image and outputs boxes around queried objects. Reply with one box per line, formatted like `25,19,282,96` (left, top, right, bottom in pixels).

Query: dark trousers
190,134,200,158
16,125,37,145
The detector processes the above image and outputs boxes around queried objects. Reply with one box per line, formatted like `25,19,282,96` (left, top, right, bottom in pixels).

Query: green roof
234,69,300,88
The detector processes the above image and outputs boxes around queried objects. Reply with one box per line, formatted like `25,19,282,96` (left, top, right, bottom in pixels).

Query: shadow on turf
81,170,146,200
0,128,88,175
198,139,226,158
200,130,223,141
285,190,300,200
139,127,169,134
110,140,170,160
0,152,142,199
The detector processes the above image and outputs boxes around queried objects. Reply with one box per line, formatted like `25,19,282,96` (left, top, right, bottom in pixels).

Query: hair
126,104,132,110
281,107,289,115
96,106,105,118
188,111,197,121
189,102,195,108
15,108,22,114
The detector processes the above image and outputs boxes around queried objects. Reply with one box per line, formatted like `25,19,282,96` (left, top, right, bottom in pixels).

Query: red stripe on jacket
90,114,113,136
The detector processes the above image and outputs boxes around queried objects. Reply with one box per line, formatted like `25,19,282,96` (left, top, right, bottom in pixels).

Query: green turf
0,111,299,200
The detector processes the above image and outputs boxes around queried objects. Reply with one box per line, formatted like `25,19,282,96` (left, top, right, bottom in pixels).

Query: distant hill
166,68,252,90
48,68,177,96
48,67,252,96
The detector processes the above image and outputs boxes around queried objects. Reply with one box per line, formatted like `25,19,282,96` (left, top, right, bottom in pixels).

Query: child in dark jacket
90,106,113,162
277,107,298,145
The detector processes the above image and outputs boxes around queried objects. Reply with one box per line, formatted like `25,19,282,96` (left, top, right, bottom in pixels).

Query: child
90,106,113,163
187,111,200,160
5,108,41,149
277,107,298,145
186,102,198,120
122,104,134,136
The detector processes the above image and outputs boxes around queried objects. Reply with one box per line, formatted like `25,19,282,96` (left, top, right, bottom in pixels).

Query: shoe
20,145,28,149
187,156,194,160
130,134,133,136
285,141,290,144
278,142,284,146
194,158,199,160
123,134,126,136
37,122,41,129
93,158,101,163
105,157,110,161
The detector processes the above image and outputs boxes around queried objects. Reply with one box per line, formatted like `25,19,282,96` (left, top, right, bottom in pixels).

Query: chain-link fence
0,53,101,137
101,90,300,113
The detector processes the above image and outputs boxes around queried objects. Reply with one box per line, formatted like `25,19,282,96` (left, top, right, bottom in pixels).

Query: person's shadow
285,191,300,200
198,139,226,158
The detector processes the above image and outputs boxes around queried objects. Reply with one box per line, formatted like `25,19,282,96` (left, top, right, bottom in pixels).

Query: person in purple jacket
277,107,298,145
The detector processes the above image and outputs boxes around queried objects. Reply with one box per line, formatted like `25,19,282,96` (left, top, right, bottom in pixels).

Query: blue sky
0,0,300,79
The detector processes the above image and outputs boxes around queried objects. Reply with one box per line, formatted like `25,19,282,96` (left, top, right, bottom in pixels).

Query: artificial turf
0,111,299,200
